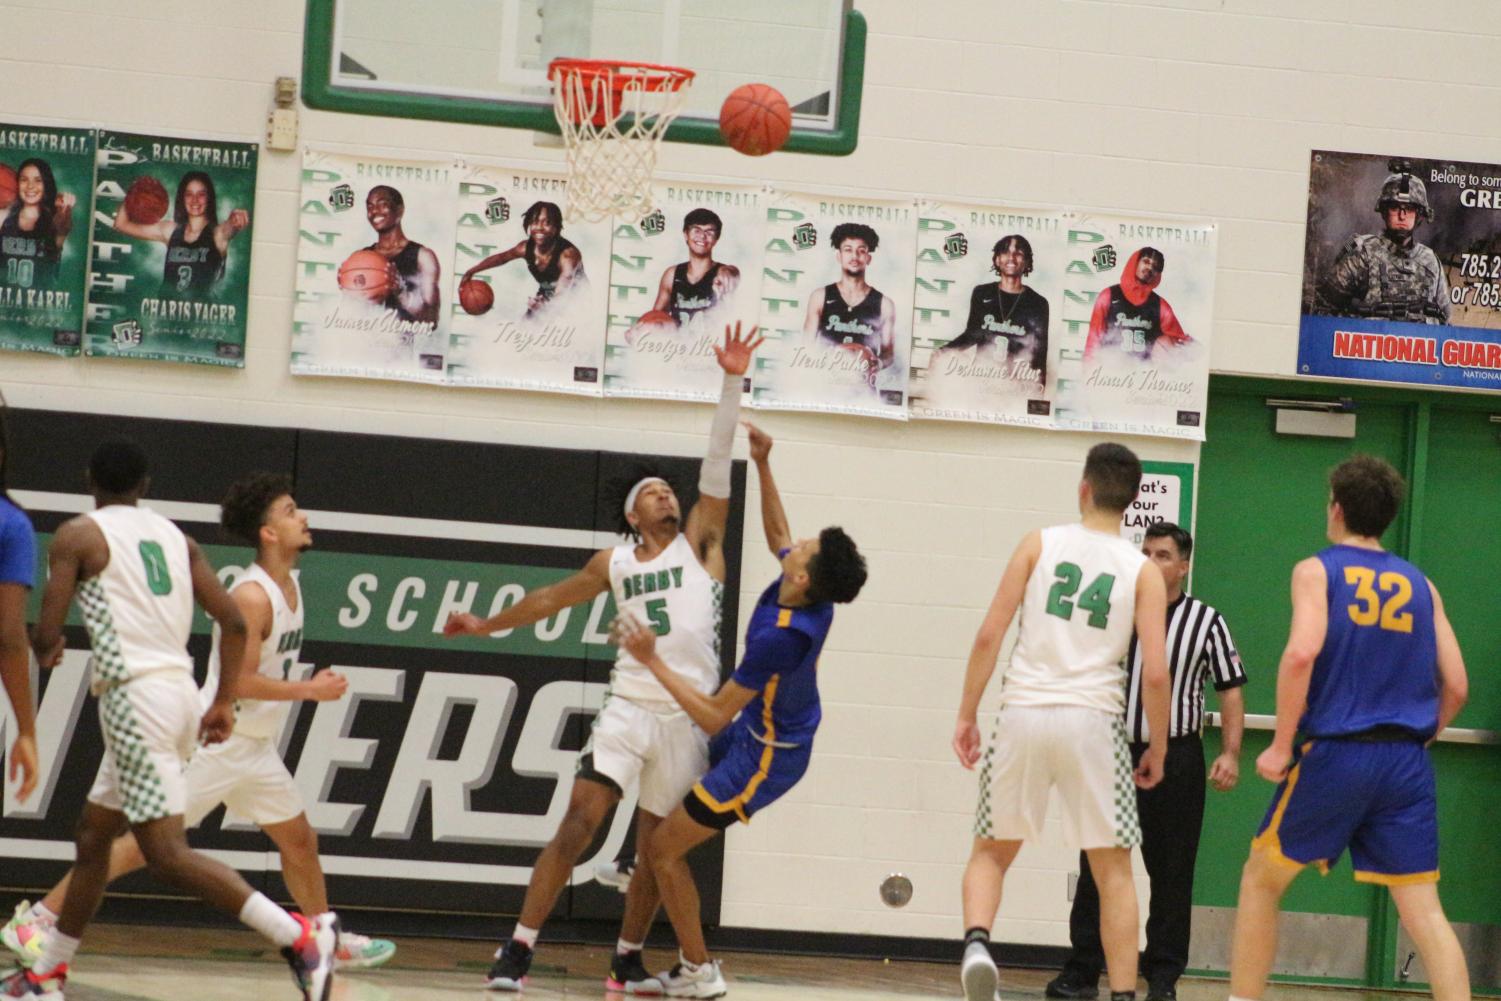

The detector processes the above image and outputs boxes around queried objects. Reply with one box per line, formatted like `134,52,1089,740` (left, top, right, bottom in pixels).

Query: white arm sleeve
699,373,742,499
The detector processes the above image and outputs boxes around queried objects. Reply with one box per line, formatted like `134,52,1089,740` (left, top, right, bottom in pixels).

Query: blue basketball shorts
1253,737,1439,885
685,724,811,829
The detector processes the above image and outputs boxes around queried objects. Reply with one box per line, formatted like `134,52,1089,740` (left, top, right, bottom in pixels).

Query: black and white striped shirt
1123,592,1246,742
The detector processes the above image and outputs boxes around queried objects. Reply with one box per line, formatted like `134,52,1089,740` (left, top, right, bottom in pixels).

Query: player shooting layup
443,323,763,995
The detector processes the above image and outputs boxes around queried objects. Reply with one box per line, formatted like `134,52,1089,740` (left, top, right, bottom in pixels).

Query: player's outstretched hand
443,612,486,637
307,670,349,702
1255,745,1291,784
743,421,772,463
8,734,38,803
713,321,764,377
199,702,235,746
1134,747,1165,789
952,718,982,770
1208,751,1240,791
610,613,657,664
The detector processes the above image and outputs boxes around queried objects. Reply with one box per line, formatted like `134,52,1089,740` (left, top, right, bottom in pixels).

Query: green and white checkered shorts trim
1109,717,1142,849
973,717,999,839
77,578,130,687
99,686,172,824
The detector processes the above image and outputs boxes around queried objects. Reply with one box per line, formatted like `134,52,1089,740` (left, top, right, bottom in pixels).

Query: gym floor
32,924,1413,1001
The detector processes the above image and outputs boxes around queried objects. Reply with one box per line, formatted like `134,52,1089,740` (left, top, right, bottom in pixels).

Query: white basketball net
550,60,694,223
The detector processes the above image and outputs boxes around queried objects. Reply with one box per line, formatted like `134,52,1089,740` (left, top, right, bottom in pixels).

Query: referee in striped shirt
1047,522,1247,1001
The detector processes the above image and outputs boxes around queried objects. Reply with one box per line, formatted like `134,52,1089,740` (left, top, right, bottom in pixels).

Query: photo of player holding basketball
461,201,585,319
0,159,75,292
627,208,741,344
360,185,441,327
110,171,249,301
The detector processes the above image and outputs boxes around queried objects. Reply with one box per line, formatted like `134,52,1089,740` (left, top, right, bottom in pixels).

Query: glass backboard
303,0,865,155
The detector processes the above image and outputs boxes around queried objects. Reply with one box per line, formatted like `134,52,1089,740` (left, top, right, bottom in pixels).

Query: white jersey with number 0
1002,523,1148,713
205,563,304,740
77,506,194,690
608,533,722,707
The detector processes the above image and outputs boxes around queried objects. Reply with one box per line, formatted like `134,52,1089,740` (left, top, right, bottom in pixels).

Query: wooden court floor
19,924,1418,1001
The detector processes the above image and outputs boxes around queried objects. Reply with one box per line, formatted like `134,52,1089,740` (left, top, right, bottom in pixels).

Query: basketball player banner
0,124,94,357
752,190,916,420
909,200,1067,427
1299,150,1501,392
1052,213,1215,441
447,164,610,395
0,410,741,922
604,182,767,402
85,130,258,367
292,149,457,384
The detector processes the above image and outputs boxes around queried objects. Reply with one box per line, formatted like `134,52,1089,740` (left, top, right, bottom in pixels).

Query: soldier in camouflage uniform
1321,170,1451,324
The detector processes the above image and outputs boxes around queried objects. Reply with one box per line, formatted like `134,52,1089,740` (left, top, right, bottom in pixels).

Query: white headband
624,477,668,518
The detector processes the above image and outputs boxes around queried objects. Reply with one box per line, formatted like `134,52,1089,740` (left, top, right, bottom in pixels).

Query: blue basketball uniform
688,572,833,827
1254,545,1442,884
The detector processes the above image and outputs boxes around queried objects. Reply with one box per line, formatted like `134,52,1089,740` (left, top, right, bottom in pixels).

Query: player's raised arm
742,422,791,557
444,547,612,638
684,322,763,574
1257,556,1328,782
1132,560,1170,789
954,529,1042,769
1428,580,1469,735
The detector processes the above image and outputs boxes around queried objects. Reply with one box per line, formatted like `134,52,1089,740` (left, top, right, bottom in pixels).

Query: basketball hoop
549,58,694,222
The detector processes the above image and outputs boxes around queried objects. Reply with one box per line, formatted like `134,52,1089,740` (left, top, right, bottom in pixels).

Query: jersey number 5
138,541,173,596
1344,566,1413,633
644,598,671,636
1045,562,1115,629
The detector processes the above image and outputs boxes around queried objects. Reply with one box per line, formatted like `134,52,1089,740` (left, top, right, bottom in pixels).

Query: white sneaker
334,930,396,969
960,940,997,1001
1,902,49,970
283,911,339,1001
594,859,634,893
657,956,727,998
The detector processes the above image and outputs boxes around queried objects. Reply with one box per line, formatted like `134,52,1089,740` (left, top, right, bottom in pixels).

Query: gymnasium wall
2,0,1499,947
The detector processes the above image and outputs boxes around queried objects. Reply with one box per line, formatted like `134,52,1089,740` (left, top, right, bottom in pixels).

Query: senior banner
0,124,93,357
86,130,258,366
292,150,456,383
604,182,766,402
752,191,916,420
447,165,610,395
1052,213,1215,440
909,201,1067,427
1299,150,1501,391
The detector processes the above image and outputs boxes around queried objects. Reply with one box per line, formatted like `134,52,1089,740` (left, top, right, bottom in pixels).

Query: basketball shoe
657,955,726,999
961,939,998,1001
0,903,49,970
335,931,395,969
282,912,339,1001
0,964,66,1001
607,949,663,994
485,939,532,991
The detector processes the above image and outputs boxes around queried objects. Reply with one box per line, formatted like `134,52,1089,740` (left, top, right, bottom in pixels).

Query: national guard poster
1299,150,1501,391
752,191,915,420
1052,213,1215,440
604,182,765,402
909,201,1066,427
292,149,456,384
0,124,93,357
447,165,610,396
85,130,257,366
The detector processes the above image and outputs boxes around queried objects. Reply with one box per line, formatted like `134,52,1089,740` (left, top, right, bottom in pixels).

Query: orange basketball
459,278,494,315
639,309,676,327
719,83,792,157
124,175,170,225
337,249,392,300
0,164,15,210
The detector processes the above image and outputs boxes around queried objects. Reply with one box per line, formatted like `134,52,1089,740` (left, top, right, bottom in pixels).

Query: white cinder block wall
4,0,1500,946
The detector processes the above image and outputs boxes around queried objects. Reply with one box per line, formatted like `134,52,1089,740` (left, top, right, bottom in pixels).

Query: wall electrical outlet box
267,108,299,151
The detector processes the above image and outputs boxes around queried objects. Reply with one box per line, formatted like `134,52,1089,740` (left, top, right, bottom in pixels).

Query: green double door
1189,376,1501,990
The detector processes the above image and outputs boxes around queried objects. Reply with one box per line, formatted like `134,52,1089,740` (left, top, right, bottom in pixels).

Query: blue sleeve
0,507,37,588
731,626,811,692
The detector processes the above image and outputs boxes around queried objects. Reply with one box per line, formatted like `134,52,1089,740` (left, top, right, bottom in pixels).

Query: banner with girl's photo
603,183,766,402
447,166,609,395
0,125,93,357
909,202,1066,427
86,130,258,366
1052,214,1215,440
752,191,915,420
292,150,456,383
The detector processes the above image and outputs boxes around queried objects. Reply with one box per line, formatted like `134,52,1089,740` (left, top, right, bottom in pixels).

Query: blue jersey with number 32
1304,545,1438,740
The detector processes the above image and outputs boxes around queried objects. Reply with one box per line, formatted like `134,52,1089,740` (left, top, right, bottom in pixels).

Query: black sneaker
607,949,664,994
1145,983,1176,1001
486,939,533,991
1045,972,1100,1000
